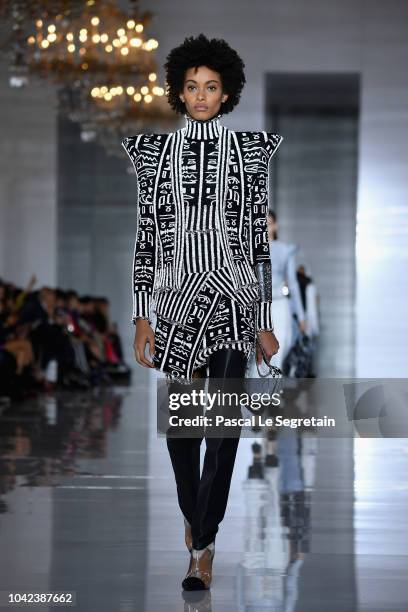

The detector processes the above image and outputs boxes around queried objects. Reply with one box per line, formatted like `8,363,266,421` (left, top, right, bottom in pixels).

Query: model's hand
256,330,279,365
134,319,155,368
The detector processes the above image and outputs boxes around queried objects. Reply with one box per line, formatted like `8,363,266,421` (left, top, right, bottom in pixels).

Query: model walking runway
122,33,282,591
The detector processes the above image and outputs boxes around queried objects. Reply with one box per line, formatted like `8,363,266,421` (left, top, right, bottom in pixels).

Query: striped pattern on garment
152,270,257,383
122,113,283,333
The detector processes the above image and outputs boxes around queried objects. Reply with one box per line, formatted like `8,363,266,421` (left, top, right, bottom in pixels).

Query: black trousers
166,348,247,550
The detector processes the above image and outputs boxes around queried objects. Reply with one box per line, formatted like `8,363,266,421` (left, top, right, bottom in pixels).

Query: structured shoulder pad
125,133,170,159
121,134,143,166
262,132,284,159
122,133,164,165
232,130,284,160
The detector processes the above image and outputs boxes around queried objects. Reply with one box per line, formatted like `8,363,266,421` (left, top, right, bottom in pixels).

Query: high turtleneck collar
184,111,222,140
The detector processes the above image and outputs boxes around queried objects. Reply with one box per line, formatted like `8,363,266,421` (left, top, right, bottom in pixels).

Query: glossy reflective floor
0,374,407,611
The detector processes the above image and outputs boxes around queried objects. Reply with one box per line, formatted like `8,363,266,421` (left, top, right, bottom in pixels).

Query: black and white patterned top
151,113,256,380
182,112,227,273
122,112,283,334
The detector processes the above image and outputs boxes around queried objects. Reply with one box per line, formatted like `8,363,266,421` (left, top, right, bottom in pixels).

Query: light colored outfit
304,282,319,338
270,240,305,369
247,239,305,373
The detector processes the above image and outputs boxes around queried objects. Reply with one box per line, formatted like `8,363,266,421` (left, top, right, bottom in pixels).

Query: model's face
266,215,277,241
179,65,229,120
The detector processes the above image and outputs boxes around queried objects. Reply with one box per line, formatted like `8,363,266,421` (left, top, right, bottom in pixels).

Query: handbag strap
255,334,282,378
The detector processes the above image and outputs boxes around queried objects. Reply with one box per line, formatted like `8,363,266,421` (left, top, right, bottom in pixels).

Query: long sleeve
122,135,157,324
286,244,305,323
250,132,284,331
305,282,319,336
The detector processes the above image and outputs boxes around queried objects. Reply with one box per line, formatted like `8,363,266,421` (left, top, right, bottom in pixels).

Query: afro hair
163,33,246,116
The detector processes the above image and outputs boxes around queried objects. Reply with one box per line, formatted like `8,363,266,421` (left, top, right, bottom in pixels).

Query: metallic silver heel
182,542,215,591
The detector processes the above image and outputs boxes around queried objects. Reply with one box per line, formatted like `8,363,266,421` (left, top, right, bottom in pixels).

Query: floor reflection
0,389,124,506
0,381,407,611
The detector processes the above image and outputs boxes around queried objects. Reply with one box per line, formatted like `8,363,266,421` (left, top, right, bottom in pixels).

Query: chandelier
0,0,177,153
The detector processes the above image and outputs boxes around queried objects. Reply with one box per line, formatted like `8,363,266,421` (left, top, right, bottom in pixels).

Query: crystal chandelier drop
0,0,177,153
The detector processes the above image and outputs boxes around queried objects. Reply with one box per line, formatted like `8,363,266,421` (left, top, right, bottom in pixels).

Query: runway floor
0,375,407,611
